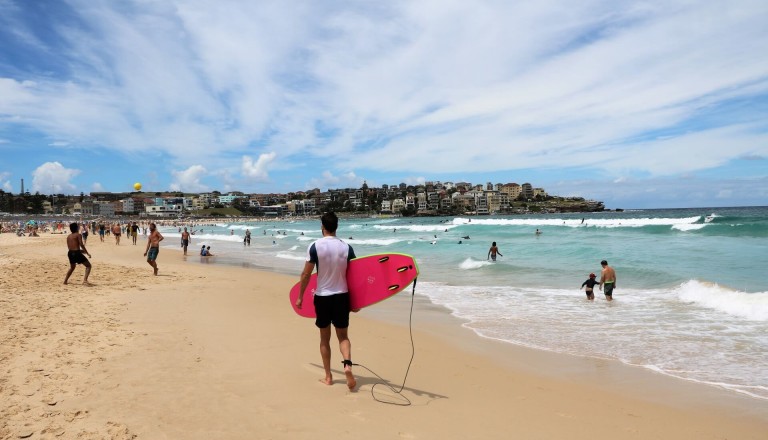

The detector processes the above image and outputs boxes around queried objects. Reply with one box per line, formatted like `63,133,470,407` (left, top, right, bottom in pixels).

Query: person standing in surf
581,273,598,300
295,211,357,390
599,260,616,301
487,241,503,261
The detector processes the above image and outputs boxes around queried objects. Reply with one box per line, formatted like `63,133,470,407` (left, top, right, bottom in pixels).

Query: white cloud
92,182,105,192
49,141,70,147
306,170,364,190
0,0,766,196
31,162,79,193
547,175,768,209
241,152,276,181
1,171,12,192
169,165,209,192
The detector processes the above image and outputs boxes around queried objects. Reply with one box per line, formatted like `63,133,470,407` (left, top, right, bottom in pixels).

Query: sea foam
675,280,768,321
459,258,493,270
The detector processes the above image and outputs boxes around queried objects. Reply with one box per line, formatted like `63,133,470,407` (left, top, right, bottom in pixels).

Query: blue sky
1,0,767,209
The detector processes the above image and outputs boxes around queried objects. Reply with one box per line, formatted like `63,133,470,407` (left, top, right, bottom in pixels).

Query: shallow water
159,206,768,400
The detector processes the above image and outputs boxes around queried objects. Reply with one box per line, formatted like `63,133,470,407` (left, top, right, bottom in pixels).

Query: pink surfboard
290,253,419,318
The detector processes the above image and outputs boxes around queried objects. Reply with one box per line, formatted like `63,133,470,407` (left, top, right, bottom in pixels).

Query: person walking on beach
131,222,139,245
581,273,598,300
181,227,191,255
487,241,503,261
144,222,164,275
112,223,121,245
80,223,89,244
599,260,616,301
244,229,251,246
64,222,92,285
295,211,357,390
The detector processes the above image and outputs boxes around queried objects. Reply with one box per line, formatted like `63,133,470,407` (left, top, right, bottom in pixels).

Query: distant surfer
581,273,598,300
296,212,357,390
487,242,503,261
535,229,542,235
599,260,616,301
462,235,470,240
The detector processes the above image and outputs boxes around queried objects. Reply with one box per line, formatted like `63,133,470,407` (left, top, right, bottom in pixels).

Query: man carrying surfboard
296,212,357,390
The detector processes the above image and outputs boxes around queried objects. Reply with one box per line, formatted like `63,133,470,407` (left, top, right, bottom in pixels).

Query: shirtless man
112,223,122,245
64,222,92,285
181,227,191,255
599,260,617,301
487,241,503,261
144,223,164,275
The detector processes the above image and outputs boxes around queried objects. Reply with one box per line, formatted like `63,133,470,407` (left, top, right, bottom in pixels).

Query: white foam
458,258,493,270
345,238,403,246
373,224,457,232
672,223,707,231
182,233,246,243
275,252,305,261
675,280,768,321
450,216,702,228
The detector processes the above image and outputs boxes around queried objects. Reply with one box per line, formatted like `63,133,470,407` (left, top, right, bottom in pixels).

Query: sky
1,0,767,209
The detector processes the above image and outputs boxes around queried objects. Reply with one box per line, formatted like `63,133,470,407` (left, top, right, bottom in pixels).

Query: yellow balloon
133,182,142,191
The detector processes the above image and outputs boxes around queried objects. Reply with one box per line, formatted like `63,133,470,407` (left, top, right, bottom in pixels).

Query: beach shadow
309,363,448,406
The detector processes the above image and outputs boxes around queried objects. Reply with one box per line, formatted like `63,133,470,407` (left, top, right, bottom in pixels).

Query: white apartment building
145,205,182,217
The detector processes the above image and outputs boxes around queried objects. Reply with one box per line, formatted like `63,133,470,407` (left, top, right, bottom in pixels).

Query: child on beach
581,273,598,300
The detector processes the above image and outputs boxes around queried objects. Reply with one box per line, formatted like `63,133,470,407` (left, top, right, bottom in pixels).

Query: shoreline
163,239,768,403
2,232,766,438
360,284,768,415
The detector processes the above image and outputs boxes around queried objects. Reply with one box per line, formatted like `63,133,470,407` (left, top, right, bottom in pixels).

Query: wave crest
676,280,768,321
459,258,493,270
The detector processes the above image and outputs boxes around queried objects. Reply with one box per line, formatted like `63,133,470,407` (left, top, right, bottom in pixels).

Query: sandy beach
1,231,767,439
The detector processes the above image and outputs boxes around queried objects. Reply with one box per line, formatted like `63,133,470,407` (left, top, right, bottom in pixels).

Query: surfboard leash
348,277,417,406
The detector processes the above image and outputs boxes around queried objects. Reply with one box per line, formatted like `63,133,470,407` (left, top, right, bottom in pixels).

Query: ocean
158,206,768,400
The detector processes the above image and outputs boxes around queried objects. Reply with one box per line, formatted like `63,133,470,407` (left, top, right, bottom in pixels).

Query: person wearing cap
581,273,599,300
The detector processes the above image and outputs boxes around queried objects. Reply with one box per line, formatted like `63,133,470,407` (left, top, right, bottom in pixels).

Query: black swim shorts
314,292,351,329
604,283,614,296
67,250,88,265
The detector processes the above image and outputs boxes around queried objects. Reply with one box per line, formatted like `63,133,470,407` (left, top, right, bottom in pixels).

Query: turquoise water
159,206,768,400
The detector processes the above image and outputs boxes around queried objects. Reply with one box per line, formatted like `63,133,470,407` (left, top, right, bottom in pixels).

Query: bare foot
319,376,333,386
344,366,357,391
83,281,93,287
153,268,158,276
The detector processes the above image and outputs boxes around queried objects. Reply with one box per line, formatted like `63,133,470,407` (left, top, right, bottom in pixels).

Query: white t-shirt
306,236,356,297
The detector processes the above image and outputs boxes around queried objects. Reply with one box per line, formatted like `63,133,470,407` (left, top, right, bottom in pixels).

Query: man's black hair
321,211,339,234
69,222,79,233
601,260,608,266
